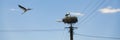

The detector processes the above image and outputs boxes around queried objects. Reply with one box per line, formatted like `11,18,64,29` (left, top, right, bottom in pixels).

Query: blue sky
0,0,120,40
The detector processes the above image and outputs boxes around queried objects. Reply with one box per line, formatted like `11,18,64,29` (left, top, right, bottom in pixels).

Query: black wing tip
18,4,21,7
28,8,32,10
18,4,23,7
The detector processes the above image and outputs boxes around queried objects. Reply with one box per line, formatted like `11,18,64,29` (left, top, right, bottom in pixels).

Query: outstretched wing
18,5,27,11
18,4,32,15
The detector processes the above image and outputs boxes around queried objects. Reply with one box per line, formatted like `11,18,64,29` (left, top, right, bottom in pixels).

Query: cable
82,0,109,24
0,29,65,32
80,0,94,13
79,0,95,21
79,0,101,23
79,0,105,24
74,33,120,39
79,0,106,25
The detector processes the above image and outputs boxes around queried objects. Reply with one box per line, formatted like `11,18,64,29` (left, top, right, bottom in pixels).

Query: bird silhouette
18,4,31,14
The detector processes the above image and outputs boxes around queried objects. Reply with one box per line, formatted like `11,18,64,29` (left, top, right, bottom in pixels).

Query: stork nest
62,16,78,24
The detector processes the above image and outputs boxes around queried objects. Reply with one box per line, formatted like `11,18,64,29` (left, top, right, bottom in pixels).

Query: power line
79,0,95,21
80,0,94,13
79,0,105,24
79,0,106,25
74,33,120,39
0,29,65,32
79,0,101,23
82,0,110,25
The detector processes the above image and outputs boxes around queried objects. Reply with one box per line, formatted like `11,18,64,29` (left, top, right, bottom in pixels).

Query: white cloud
9,8,18,11
99,7,120,14
56,19,62,22
70,12,84,16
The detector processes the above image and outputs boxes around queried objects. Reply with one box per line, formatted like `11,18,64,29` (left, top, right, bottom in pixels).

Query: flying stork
18,4,31,14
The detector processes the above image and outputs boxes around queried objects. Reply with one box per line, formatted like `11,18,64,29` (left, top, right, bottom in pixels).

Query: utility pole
69,24,74,40
62,12,78,40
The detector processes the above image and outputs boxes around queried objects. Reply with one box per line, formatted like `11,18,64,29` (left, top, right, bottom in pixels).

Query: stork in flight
18,4,31,14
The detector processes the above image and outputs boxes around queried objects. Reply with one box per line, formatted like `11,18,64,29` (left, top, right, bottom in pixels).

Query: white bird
18,4,31,14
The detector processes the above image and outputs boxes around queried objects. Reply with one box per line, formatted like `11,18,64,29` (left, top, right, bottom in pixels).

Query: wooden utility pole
69,24,74,40
62,12,78,40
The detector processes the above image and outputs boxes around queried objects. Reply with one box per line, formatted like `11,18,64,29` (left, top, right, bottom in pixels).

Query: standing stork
65,12,70,17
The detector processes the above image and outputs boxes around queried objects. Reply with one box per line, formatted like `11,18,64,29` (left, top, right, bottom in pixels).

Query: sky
0,0,120,40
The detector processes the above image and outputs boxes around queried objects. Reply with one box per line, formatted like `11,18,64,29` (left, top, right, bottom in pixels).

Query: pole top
62,12,78,24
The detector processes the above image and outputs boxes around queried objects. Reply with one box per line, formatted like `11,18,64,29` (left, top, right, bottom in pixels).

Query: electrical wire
79,0,105,24
80,0,94,13
74,33,120,39
0,29,65,32
79,0,106,25
79,0,95,21
82,0,109,24
79,0,101,23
